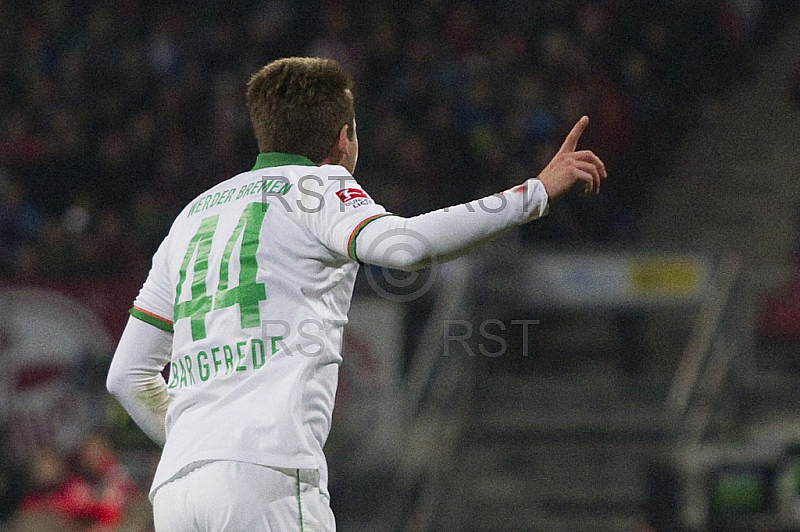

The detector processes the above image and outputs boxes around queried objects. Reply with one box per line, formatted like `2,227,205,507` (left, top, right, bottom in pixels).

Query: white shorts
152,461,336,531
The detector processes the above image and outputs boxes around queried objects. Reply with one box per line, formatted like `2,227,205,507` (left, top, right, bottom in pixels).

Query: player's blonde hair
246,57,355,163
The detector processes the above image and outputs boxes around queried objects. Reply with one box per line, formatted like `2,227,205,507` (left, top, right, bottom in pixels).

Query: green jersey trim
252,153,316,171
348,213,394,261
130,307,174,333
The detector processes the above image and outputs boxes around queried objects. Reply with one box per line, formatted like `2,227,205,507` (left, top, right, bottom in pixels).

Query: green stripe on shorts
296,469,304,532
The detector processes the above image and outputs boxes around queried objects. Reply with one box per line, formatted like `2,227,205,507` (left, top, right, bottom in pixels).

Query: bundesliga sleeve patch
335,188,373,209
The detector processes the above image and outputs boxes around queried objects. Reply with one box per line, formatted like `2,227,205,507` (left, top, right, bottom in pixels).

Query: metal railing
388,258,477,532
665,253,743,443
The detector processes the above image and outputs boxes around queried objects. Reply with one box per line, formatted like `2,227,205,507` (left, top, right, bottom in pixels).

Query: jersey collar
252,152,316,170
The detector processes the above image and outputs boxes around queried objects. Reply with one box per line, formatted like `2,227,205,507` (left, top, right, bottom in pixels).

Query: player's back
132,153,387,499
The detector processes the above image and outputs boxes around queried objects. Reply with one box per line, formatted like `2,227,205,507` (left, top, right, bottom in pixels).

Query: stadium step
474,373,669,437
441,372,671,530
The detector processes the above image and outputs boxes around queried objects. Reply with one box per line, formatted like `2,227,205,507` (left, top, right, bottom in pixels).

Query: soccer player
106,57,606,531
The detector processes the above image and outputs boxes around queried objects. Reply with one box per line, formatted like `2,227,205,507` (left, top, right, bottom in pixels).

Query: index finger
558,115,589,154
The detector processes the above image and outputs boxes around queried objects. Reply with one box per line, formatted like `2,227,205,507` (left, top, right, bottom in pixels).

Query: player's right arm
107,236,175,447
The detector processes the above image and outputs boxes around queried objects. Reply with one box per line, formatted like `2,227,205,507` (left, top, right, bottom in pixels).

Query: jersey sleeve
298,167,390,260
130,233,175,332
355,178,550,270
107,316,172,446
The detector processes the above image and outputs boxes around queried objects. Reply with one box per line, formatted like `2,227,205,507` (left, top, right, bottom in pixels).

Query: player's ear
336,124,349,153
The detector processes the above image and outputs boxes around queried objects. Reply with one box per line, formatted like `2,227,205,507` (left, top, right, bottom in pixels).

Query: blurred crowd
1,432,150,532
1,0,793,282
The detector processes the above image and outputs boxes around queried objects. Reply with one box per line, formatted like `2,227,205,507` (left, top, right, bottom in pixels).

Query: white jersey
130,152,389,499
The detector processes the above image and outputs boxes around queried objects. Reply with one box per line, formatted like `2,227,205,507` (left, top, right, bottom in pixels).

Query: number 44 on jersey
174,202,269,342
